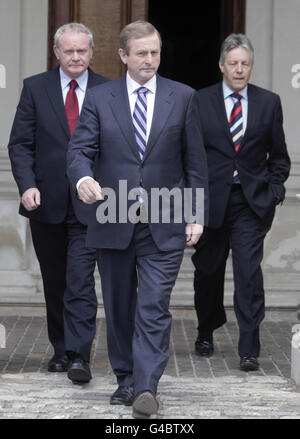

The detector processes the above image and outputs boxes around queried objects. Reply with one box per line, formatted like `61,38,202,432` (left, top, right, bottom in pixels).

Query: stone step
0,252,299,310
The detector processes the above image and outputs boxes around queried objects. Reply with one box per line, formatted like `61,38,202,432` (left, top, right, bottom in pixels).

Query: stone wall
0,0,48,303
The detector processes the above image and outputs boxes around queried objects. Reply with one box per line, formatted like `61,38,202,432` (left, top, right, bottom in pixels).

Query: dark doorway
148,1,222,90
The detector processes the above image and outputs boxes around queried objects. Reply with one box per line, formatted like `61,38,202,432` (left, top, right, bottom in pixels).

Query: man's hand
21,188,41,211
78,178,103,204
185,223,203,246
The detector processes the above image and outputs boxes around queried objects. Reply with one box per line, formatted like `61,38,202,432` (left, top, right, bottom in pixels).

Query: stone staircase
0,248,299,313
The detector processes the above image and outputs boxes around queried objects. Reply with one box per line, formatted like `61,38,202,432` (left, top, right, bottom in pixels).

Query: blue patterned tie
133,87,148,160
133,87,149,204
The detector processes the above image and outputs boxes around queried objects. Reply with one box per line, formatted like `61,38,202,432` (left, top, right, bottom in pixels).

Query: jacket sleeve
268,95,291,203
182,91,209,226
8,80,37,196
67,88,100,189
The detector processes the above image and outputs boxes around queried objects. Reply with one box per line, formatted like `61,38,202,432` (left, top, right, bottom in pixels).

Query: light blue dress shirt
59,68,89,114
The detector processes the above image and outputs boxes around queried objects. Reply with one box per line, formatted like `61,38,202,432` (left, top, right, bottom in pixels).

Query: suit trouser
97,222,183,396
29,206,97,361
192,186,275,358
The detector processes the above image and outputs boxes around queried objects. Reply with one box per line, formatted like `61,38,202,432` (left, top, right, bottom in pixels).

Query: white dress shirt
126,72,157,142
222,81,248,134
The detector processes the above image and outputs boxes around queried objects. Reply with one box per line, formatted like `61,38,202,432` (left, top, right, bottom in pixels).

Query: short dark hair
119,20,162,54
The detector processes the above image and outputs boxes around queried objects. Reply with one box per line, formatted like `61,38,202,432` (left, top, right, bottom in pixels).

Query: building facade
0,0,299,310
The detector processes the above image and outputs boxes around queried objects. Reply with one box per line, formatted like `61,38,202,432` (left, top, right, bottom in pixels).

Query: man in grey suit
67,21,208,418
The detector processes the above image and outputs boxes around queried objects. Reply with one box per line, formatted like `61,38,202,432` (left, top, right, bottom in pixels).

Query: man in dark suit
192,34,290,371
67,21,208,418
8,23,108,383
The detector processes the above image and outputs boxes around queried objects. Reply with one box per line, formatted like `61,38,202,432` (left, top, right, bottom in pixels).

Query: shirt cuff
76,176,93,191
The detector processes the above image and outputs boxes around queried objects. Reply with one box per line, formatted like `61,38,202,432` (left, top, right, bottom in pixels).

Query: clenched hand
185,223,203,246
78,178,103,204
21,188,41,211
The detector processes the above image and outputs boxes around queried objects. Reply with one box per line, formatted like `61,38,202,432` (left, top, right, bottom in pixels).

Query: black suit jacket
67,74,209,251
193,82,291,228
8,67,109,225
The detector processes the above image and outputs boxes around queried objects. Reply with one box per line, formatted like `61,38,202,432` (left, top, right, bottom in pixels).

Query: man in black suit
67,21,208,417
192,34,290,371
8,23,108,382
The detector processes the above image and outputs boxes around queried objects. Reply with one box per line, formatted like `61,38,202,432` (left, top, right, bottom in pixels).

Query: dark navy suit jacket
67,74,209,251
193,82,290,228
8,67,109,225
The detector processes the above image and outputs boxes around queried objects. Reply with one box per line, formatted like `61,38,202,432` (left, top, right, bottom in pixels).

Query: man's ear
118,48,127,65
219,59,224,74
53,45,60,61
90,44,95,59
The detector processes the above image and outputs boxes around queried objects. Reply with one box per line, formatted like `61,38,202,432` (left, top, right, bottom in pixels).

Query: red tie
65,79,79,135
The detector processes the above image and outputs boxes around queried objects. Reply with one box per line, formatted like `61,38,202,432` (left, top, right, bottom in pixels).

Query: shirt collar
59,67,89,92
126,72,157,95
222,81,248,101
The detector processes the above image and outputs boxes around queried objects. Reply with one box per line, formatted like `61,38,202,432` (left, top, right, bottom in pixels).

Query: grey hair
54,22,94,48
220,33,254,65
119,20,162,54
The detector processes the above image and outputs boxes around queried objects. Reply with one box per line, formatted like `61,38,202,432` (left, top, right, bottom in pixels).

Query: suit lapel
144,75,175,161
82,68,101,112
45,68,105,139
108,76,141,161
211,83,233,147
212,82,259,153
86,68,99,88
45,68,70,138
107,75,175,162
240,84,258,149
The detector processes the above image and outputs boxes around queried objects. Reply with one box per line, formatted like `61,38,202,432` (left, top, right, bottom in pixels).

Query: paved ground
0,307,300,422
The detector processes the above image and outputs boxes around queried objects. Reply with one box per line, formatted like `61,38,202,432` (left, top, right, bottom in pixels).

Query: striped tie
133,87,148,203
229,92,243,151
133,87,148,160
229,92,243,183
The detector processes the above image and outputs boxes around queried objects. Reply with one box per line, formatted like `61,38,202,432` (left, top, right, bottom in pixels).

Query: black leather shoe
195,338,214,357
67,355,92,383
132,391,159,419
110,385,135,406
48,354,69,372
240,356,260,372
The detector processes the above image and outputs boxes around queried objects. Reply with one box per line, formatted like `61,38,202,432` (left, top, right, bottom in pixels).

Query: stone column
292,324,300,389
239,0,300,310
0,0,48,304
0,324,5,348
